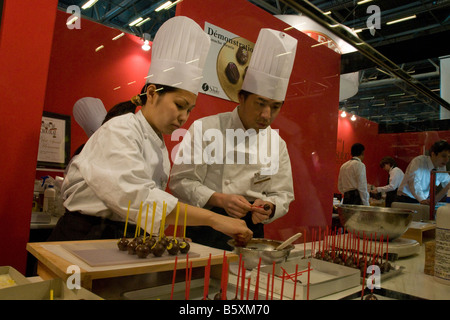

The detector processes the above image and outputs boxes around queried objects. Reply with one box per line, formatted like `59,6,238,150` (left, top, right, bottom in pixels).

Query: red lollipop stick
203,254,211,300
254,257,262,300
187,261,193,300
307,261,311,300
303,228,306,258
235,254,242,299
170,256,178,300
185,253,189,300
386,234,389,261
271,261,275,300
293,264,298,300
240,260,245,300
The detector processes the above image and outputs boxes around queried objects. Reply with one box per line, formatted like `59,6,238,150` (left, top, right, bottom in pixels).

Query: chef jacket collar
136,110,166,148
425,155,436,170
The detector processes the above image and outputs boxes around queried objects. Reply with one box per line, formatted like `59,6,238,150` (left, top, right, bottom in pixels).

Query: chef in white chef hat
73,97,107,138
130,16,211,110
240,28,297,109
168,29,297,250
53,16,253,245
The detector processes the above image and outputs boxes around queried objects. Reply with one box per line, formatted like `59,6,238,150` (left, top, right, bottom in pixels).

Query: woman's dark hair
102,83,179,124
379,156,397,168
351,143,365,157
429,140,450,156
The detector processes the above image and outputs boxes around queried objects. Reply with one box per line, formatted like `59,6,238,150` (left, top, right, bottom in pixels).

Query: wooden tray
62,241,199,267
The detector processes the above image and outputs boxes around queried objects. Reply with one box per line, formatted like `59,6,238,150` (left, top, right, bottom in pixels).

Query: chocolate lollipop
136,203,151,258
127,202,143,254
117,200,131,251
179,204,190,254
153,201,167,257
145,202,157,248
167,203,181,255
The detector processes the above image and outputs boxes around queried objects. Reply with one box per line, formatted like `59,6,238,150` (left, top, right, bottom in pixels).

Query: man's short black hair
429,140,450,156
351,143,365,157
380,156,397,168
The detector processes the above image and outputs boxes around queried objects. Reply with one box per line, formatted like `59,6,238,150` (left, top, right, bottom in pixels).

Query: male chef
169,28,297,250
338,143,370,206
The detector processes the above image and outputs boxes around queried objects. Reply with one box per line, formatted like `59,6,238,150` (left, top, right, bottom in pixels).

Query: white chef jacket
397,155,450,202
62,110,178,234
169,107,294,223
376,166,404,193
337,157,370,206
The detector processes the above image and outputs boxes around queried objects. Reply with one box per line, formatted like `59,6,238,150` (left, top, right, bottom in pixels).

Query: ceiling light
155,1,173,12
324,11,332,15
95,45,104,52
357,0,372,5
129,17,144,27
388,92,405,97
386,15,417,25
81,0,98,9
166,0,183,10
350,114,357,121
112,33,125,41
340,110,347,118
136,17,151,27
142,40,151,51
141,33,151,51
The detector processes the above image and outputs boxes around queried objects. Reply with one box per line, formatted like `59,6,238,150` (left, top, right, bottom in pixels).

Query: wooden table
401,221,436,244
27,239,237,292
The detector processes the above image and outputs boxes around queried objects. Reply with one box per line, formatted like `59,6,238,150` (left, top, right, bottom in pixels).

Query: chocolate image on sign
236,46,249,65
225,62,240,84
216,37,254,102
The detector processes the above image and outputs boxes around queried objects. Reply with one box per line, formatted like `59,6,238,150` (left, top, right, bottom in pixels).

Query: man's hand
223,194,253,218
251,199,274,224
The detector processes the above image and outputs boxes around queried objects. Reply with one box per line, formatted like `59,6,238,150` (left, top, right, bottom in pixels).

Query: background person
396,140,450,205
338,143,370,206
371,156,404,207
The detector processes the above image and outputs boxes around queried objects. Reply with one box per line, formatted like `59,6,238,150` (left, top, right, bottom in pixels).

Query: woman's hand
210,213,253,245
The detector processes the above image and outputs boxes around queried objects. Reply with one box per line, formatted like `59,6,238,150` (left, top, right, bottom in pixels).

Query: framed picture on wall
37,111,71,169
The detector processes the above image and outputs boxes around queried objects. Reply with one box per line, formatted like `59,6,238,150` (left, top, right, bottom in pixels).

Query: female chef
48,16,253,244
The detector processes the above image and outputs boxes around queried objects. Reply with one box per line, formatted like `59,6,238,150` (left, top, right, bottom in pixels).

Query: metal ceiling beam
279,0,450,112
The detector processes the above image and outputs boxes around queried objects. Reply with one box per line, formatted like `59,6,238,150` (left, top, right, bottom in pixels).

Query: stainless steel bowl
227,238,294,270
336,204,415,240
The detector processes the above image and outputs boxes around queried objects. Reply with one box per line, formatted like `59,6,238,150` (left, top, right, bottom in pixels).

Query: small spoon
276,232,302,250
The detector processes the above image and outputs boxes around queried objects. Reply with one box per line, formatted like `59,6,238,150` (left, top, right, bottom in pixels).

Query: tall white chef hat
73,97,107,137
146,16,211,95
241,29,297,101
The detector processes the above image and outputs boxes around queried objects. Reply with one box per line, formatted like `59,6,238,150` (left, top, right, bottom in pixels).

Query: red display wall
176,0,341,241
44,11,152,157
0,0,58,273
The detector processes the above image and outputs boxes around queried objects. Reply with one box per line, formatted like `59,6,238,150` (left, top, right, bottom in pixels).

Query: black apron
47,210,137,241
385,171,397,207
186,206,264,251
342,158,363,205
343,189,363,205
